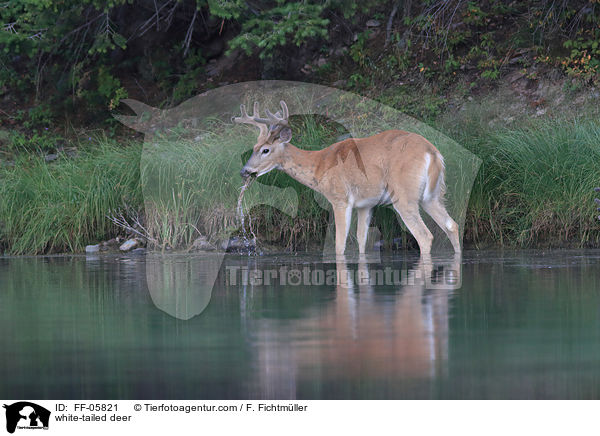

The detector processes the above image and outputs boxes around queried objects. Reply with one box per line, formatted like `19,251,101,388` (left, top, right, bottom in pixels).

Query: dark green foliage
227,2,329,58
4,1,600,122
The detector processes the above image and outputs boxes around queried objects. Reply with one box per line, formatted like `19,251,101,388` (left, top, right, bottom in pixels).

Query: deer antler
233,100,290,143
265,101,289,127
233,102,271,140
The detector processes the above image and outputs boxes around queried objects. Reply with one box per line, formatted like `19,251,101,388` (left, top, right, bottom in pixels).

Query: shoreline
5,246,600,259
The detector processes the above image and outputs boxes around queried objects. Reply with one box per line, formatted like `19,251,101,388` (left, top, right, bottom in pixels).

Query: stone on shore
119,238,143,252
85,244,100,253
222,236,256,254
191,236,215,251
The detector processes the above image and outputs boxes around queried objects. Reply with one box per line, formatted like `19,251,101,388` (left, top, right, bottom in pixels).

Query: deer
234,100,461,255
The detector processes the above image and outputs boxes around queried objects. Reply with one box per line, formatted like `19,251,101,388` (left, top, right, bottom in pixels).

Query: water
1,250,600,399
236,177,257,250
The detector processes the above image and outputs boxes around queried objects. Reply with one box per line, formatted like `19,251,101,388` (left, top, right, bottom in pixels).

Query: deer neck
279,144,321,191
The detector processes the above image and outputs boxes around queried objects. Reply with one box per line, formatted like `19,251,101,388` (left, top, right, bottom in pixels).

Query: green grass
1,114,600,255
444,118,600,247
0,138,142,254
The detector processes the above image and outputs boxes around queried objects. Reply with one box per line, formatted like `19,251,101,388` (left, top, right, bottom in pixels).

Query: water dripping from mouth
234,176,257,254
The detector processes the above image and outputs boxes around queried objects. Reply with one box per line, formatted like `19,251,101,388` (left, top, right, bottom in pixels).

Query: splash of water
235,177,257,254
237,177,254,231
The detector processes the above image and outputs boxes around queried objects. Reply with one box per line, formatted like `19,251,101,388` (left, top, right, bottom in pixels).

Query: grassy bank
0,139,142,255
459,119,600,248
1,115,600,255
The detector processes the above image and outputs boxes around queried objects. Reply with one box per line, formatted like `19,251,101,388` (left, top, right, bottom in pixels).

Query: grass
441,116,600,247
0,138,142,254
1,111,600,255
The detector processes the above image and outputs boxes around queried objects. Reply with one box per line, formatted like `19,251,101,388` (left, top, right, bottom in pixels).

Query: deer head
234,101,292,179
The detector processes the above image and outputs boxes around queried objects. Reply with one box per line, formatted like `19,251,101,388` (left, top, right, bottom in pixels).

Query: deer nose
240,168,250,179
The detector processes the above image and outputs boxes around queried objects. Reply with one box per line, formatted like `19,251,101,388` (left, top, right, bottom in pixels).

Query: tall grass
445,118,600,247
0,139,142,254
1,115,600,254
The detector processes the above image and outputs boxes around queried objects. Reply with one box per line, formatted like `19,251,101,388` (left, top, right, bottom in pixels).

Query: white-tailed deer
235,101,461,255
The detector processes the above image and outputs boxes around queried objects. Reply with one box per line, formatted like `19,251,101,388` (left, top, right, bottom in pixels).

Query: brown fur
315,139,367,180
241,127,460,255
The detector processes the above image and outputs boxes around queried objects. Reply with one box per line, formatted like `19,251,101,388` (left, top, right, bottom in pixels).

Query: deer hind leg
356,207,372,254
333,205,352,255
421,199,461,253
392,200,433,255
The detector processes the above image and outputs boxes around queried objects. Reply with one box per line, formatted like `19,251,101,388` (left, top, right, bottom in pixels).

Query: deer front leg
333,205,352,255
356,207,372,254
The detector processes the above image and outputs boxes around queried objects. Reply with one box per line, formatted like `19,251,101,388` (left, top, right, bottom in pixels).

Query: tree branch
182,7,198,57
385,2,400,48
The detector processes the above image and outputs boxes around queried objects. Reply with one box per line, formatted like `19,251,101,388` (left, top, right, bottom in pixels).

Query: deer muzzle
240,167,256,180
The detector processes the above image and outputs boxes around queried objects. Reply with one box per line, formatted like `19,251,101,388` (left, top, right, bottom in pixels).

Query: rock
102,238,121,247
100,238,122,251
64,148,78,159
332,79,346,88
130,248,146,255
366,19,381,27
222,236,256,254
191,236,215,251
119,238,142,252
85,244,100,253
316,57,327,67
45,154,59,162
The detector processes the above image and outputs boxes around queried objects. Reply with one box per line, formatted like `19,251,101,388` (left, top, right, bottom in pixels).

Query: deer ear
279,127,292,143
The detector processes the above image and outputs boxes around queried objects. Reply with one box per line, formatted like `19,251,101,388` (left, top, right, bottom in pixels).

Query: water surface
1,250,600,399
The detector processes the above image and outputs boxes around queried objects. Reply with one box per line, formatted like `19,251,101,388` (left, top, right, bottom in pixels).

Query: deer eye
262,148,270,154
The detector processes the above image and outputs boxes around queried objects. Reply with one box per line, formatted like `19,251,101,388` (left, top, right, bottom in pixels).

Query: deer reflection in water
245,254,461,398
